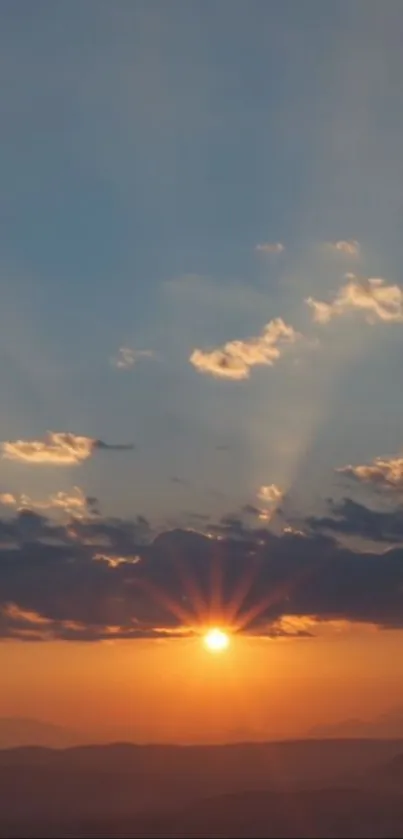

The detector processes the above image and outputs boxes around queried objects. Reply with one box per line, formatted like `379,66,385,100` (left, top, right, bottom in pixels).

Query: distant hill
147,789,403,839
371,750,403,789
3,788,403,838
0,718,81,749
0,739,403,827
309,707,403,739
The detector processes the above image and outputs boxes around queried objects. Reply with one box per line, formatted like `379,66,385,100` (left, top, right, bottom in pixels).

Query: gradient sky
2,0,403,742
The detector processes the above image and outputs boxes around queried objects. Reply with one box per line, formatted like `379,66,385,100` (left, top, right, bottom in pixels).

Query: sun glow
203,628,230,652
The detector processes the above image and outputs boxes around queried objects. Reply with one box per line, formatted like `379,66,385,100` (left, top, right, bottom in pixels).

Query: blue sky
1,0,403,530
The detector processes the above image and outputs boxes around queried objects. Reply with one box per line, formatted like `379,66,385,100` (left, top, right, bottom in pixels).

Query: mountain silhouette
0,718,81,749
309,707,403,739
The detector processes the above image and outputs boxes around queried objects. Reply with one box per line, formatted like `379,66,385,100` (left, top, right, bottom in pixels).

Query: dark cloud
183,511,211,522
242,504,262,516
308,497,403,543
94,440,135,452
86,496,101,516
170,476,189,486
1,509,403,641
208,515,250,539
68,514,151,551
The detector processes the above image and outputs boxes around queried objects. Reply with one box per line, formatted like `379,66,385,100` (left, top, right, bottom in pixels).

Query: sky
2,0,403,742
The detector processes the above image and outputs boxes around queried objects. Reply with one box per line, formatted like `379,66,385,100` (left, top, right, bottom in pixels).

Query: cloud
258,484,283,504
0,487,96,519
1,509,403,640
0,602,191,642
306,276,403,324
112,347,155,370
1,432,134,465
67,513,151,550
208,515,250,540
327,239,360,257
0,493,17,506
338,454,403,493
189,318,299,380
170,476,188,486
261,615,315,639
308,497,403,544
93,440,134,453
257,484,284,521
93,553,141,568
255,242,285,254
242,504,263,517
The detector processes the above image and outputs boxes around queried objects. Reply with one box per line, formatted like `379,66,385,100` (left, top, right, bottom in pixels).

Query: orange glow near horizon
2,628,403,744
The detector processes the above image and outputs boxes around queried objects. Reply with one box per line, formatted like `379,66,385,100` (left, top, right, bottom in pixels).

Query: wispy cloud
189,318,299,380
2,432,134,466
112,347,155,370
338,454,403,492
327,239,360,257
306,275,403,324
255,242,285,254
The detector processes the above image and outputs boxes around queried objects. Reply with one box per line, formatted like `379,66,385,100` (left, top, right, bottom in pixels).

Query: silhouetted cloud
308,497,403,543
184,511,211,522
1,509,403,640
306,276,403,324
68,513,151,550
93,440,134,453
208,515,250,539
242,504,262,516
1,432,134,465
190,318,299,380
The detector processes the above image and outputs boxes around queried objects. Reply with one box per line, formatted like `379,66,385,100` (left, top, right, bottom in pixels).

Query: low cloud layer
1,509,403,641
2,432,134,465
306,276,403,324
338,454,403,493
190,318,299,380
112,347,155,370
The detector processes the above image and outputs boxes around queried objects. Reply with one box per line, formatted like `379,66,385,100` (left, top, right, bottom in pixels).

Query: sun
203,628,230,653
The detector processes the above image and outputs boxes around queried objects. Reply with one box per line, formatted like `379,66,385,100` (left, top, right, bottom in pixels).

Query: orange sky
2,627,403,743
